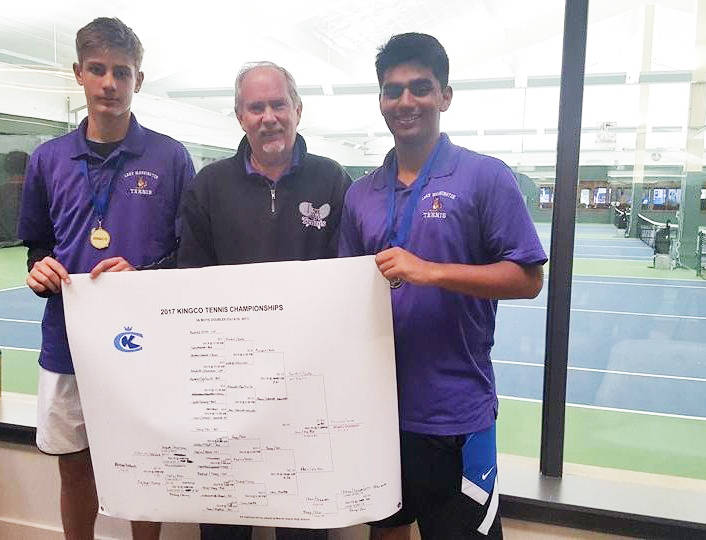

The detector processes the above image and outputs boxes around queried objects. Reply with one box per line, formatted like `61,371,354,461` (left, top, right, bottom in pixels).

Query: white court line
575,245,652,250
0,285,28,293
574,273,704,283
498,303,706,320
575,254,653,259
0,317,40,324
493,360,706,383
574,257,658,263
0,346,40,352
573,279,706,290
0,391,37,403
498,395,706,422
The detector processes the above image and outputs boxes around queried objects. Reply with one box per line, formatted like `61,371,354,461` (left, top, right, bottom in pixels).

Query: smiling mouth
395,114,421,125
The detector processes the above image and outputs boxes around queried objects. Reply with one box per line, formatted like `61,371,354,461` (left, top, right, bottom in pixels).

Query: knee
370,524,411,540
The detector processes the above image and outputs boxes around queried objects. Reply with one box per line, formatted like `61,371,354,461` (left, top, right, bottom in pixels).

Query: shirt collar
372,133,459,191
69,113,146,160
242,134,306,179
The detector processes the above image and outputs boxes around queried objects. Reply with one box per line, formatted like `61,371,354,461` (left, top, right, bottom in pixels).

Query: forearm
25,243,56,297
26,244,53,272
425,260,544,299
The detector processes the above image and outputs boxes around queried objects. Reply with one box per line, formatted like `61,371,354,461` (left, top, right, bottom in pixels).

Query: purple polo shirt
339,134,547,435
18,114,195,374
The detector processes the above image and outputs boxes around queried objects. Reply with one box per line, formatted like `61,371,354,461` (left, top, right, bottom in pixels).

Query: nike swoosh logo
481,466,495,481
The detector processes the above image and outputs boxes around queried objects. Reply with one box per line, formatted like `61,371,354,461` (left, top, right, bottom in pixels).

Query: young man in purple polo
339,33,547,539
18,17,194,540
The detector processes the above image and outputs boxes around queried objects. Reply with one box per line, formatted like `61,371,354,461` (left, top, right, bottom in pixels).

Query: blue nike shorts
370,424,502,539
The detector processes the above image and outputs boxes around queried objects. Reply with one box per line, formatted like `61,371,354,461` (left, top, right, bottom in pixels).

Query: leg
483,514,503,540
58,449,98,540
421,491,503,540
131,521,162,540
199,523,253,540
417,425,502,539
368,431,417,540
369,524,411,540
275,527,328,539
38,369,95,539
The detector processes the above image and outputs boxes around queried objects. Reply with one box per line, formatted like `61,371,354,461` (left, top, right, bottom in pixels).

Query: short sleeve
174,143,196,240
479,162,547,266
18,150,55,248
338,187,366,257
327,167,353,258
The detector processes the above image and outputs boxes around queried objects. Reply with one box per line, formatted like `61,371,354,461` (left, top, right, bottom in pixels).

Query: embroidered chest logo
124,170,158,196
421,190,457,219
299,202,331,230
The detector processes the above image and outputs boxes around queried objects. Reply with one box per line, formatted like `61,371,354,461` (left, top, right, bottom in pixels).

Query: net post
697,230,704,278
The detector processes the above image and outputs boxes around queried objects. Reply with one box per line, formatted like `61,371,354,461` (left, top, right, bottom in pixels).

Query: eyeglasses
381,79,437,99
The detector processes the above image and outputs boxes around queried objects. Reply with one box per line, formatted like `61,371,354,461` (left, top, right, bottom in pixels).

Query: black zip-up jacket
177,134,352,268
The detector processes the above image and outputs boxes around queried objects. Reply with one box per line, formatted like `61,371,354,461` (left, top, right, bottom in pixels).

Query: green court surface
1,349,38,394
2,234,706,483
496,398,706,481
1,247,37,394
0,246,27,289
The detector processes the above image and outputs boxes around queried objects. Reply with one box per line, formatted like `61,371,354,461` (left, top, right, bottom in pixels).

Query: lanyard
384,138,443,248
80,153,126,222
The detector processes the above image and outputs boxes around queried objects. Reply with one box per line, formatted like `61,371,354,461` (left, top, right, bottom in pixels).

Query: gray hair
234,61,302,114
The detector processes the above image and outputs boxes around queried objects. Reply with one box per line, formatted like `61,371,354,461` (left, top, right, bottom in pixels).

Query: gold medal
90,225,111,249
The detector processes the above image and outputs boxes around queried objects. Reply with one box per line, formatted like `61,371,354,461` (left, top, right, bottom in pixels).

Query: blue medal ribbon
81,153,126,224
384,137,443,249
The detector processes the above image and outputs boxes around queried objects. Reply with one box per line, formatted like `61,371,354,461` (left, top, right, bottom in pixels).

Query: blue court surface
1,223,705,425
535,222,655,260
495,275,706,419
493,222,706,420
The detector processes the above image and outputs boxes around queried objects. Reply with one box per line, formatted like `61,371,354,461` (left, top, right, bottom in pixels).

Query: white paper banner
63,256,401,528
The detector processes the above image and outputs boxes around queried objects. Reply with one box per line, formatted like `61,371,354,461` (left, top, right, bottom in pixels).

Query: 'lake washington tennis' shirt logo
114,327,143,352
124,170,157,196
422,191,457,219
299,201,330,229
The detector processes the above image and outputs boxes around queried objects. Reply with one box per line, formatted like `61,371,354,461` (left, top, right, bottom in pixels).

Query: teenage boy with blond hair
19,17,194,539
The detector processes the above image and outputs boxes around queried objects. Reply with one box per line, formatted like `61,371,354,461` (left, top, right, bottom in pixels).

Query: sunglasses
381,79,437,99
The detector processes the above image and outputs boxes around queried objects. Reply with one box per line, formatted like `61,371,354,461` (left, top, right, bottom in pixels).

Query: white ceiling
0,0,703,166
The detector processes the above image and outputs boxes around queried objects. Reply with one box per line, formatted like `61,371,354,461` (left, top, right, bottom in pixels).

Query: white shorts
36,366,89,455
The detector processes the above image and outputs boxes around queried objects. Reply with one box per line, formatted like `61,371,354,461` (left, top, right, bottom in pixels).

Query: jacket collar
237,133,307,178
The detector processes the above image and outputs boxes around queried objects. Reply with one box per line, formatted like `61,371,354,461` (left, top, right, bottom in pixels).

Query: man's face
236,67,302,163
379,62,451,147
73,49,143,119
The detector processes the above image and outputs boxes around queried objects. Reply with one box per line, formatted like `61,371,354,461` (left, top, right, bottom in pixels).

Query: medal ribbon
80,153,126,223
384,137,443,249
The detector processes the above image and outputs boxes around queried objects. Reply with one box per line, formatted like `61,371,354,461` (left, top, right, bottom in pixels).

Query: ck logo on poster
114,327,143,353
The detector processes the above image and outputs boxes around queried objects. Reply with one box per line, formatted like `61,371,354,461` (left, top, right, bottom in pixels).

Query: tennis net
636,214,678,254
612,205,628,229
